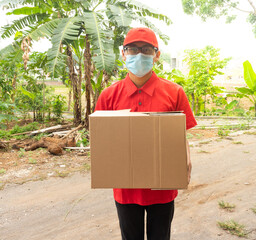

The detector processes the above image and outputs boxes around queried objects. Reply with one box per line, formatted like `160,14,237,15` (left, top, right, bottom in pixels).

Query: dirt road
1,133,256,240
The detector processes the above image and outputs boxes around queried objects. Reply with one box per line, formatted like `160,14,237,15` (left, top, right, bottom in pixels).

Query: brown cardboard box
89,110,188,189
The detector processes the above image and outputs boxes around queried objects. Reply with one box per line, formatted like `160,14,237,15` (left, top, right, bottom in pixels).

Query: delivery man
95,27,197,240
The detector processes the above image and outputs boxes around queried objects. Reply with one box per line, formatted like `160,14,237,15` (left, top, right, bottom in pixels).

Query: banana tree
236,60,256,116
0,39,23,101
1,0,171,126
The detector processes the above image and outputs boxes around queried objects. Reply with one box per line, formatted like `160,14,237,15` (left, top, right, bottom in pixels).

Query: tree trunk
11,74,17,102
66,46,81,125
196,97,199,115
68,85,72,112
84,35,93,128
191,92,195,114
204,94,207,115
42,75,45,120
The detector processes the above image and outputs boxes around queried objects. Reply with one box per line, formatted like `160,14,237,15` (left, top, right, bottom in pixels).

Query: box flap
90,110,147,117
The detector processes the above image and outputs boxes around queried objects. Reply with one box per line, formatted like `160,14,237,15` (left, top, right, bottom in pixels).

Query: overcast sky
136,0,256,66
1,0,256,66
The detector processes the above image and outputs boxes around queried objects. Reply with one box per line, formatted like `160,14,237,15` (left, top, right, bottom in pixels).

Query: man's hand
186,140,192,184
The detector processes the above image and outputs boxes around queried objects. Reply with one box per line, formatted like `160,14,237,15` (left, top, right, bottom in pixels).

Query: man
95,27,197,240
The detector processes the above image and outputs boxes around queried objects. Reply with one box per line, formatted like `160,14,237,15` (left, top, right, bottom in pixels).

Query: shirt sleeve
176,87,197,130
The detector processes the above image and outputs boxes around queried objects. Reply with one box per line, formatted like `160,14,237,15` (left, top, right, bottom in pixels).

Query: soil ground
1,127,256,240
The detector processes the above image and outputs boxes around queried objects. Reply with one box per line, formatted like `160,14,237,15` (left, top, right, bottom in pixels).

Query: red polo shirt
95,71,197,206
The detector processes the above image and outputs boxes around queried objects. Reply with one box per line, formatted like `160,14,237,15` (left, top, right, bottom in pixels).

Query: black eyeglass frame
123,46,158,55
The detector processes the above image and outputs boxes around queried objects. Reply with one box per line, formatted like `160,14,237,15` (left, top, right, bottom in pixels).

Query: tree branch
223,0,252,14
247,0,256,14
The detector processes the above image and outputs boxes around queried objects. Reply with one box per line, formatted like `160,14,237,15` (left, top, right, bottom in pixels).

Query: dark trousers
115,201,174,240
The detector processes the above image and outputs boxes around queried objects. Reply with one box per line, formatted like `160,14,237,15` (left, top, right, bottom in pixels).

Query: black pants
115,201,174,240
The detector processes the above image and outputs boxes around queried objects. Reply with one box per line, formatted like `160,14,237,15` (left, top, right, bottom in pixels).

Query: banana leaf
243,60,256,91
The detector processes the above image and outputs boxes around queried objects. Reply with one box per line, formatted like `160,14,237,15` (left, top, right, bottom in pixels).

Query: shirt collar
124,71,159,97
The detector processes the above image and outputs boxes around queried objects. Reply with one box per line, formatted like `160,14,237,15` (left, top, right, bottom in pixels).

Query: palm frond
111,0,172,25
135,15,170,45
0,0,22,8
0,13,49,39
6,6,53,15
106,4,132,27
0,41,23,64
80,12,115,71
0,41,19,58
28,18,61,41
47,16,82,76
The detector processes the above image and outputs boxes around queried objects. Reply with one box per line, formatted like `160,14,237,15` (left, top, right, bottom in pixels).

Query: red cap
123,27,158,49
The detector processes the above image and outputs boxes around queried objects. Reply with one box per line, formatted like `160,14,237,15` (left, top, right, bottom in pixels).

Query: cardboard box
89,110,188,189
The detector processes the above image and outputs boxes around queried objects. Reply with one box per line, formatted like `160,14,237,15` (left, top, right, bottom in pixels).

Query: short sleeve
176,87,197,130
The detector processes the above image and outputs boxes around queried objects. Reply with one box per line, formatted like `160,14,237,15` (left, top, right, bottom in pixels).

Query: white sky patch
136,0,256,67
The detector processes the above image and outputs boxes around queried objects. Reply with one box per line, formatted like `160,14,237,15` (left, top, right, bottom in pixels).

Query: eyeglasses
123,46,158,55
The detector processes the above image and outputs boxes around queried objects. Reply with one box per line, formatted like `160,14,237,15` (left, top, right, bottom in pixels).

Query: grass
18,148,26,158
251,207,256,214
218,129,230,137
217,220,247,237
218,200,236,212
82,163,91,171
55,170,69,178
28,158,37,164
199,140,212,145
0,122,40,140
0,168,6,174
186,133,194,139
195,133,202,139
244,131,256,135
232,141,243,144
0,182,5,190
198,149,210,153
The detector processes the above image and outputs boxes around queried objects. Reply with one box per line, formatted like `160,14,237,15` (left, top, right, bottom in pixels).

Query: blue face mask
125,53,154,77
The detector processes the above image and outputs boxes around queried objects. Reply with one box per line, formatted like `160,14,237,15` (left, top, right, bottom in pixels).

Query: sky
136,0,256,67
0,0,256,68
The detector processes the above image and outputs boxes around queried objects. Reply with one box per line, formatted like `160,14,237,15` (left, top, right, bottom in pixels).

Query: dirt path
1,133,256,240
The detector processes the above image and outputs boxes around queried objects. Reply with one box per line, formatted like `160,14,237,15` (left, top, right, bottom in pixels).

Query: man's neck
129,71,153,88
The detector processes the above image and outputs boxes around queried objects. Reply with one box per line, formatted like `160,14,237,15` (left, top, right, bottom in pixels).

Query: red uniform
95,71,197,206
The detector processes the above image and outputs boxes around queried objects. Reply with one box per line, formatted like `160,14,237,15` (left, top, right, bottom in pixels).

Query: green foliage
15,79,45,121
160,52,171,64
28,158,37,164
33,133,47,141
114,59,129,80
217,220,248,237
183,46,230,115
0,122,39,140
10,122,40,134
0,101,18,127
47,16,82,76
236,61,256,116
76,129,89,147
218,200,236,211
18,148,26,158
218,128,229,137
52,95,66,121
251,207,256,214
0,169,6,175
